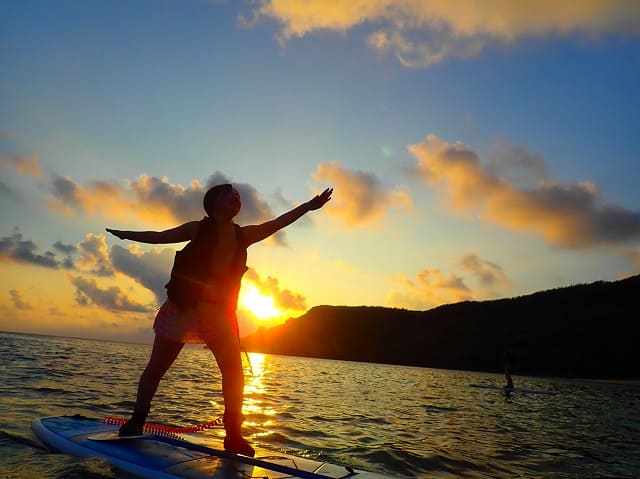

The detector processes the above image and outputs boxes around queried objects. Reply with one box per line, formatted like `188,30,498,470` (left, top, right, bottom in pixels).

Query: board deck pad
32,415,399,479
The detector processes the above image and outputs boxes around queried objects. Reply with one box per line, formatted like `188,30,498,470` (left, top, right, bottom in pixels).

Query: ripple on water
1,333,640,479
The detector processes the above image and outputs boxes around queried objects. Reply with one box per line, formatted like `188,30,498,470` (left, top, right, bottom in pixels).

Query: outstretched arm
106,221,199,244
242,188,332,246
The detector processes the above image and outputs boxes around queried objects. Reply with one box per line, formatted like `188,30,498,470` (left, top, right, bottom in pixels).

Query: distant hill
242,275,639,379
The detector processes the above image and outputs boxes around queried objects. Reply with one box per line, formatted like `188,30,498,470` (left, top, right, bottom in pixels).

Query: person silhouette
503,345,515,389
106,184,332,456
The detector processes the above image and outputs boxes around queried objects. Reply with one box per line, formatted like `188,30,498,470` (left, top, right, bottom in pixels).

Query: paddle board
470,384,555,395
32,415,399,479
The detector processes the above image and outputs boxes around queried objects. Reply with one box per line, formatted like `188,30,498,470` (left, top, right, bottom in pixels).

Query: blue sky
1,1,639,342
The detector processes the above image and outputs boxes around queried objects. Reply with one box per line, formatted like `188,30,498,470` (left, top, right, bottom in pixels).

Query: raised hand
307,187,333,211
105,228,126,240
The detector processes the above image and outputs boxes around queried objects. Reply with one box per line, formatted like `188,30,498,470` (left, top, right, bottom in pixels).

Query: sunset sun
239,284,281,320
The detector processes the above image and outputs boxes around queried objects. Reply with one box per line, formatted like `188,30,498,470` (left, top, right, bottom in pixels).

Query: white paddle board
32,415,401,479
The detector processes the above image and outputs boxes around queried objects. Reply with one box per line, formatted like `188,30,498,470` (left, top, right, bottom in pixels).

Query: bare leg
505,370,514,389
120,334,183,436
135,334,184,409
205,333,243,413
204,310,254,456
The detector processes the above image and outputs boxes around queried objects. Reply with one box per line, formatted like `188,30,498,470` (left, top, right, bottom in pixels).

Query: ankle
131,406,150,422
118,406,149,437
224,434,255,457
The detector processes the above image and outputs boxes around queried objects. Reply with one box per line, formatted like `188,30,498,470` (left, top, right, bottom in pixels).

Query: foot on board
224,435,255,457
118,419,144,437
118,406,149,437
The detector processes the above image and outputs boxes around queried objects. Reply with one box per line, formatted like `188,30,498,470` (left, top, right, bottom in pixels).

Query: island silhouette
242,275,639,380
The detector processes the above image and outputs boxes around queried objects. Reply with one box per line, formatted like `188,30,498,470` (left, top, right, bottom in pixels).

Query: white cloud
246,1,640,67
388,268,472,310
312,161,412,228
69,275,151,313
409,134,640,248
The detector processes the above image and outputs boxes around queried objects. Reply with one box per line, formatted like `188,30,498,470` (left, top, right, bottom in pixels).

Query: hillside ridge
242,275,639,379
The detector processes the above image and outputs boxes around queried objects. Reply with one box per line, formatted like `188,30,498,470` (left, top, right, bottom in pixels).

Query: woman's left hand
106,228,126,240
307,187,333,211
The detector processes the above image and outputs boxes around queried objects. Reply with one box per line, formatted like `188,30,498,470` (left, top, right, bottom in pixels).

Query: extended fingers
320,187,333,200
106,228,122,239
315,189,332,208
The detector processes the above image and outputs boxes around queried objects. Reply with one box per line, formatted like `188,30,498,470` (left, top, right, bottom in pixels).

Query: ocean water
1,331,638,479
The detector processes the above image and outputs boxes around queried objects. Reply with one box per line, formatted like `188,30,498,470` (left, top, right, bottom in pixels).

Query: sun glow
239,284,282,320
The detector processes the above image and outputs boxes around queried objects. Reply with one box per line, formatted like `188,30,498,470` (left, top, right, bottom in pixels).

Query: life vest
164,218,248,310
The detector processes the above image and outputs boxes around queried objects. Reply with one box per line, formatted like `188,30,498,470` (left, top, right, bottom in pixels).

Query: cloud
0,230,71,269
77,233,114,277
0,153,43,178
388,253,510,309
486,140,549,188
47,175,134,219
409,134,640,248
107,242,309,308
53,241,77,255
388,268,472,310
312,161,412,228
110,244,175,304
127,175,207,223
9,289,32,310
47,174,203,224
244,269,307,312
46,172,283,233
459,253,511,292
246,1,640,67
620,247,640,269
38,166,302,307
69,275,151,313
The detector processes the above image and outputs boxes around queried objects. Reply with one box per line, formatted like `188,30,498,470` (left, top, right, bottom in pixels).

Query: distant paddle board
471,384,555,395
32,415,400,479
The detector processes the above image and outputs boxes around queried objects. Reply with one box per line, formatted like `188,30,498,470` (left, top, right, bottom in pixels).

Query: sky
1,0,639,344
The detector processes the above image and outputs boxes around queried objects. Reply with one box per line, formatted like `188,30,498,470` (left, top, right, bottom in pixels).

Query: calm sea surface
1,331,638,478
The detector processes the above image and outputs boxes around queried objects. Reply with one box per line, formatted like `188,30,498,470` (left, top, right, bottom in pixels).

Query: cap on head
203,184,232,217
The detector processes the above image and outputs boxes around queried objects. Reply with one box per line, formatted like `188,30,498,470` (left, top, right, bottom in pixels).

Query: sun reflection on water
242,353,278,439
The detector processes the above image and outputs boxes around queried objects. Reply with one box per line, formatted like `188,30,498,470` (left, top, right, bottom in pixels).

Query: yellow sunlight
239,284,282,320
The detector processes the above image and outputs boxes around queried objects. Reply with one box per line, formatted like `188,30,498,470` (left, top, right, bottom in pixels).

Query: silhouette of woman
106,184,332,456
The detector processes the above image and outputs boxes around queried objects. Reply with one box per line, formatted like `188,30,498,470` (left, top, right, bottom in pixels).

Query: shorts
153,299,238,344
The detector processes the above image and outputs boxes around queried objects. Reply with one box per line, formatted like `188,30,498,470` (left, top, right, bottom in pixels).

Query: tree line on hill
242,274,639,379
